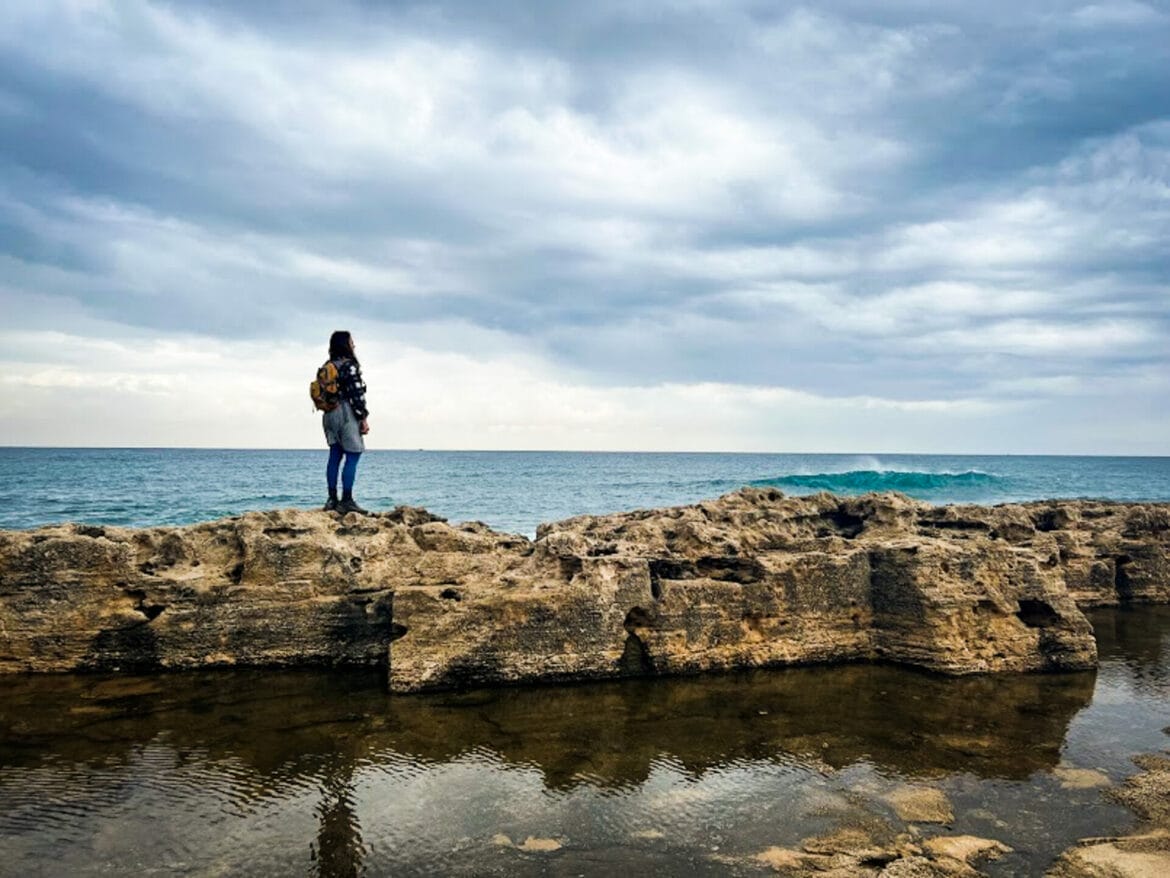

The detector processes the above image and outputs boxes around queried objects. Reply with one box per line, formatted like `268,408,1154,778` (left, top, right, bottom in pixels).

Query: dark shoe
323,497,339,512
338,496,368,515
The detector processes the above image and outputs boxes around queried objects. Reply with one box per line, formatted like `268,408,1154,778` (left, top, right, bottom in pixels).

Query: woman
323,330,370,514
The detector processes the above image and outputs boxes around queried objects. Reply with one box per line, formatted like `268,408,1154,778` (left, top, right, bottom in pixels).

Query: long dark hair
328,330,358,365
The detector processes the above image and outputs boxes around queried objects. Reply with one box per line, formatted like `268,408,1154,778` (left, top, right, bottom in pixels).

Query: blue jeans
327,444,361,495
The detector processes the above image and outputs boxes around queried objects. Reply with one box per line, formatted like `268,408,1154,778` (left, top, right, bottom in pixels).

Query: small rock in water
1054,766,1112,789
884,786,955,823
923,834,1012,863
801,826,887,857
517,837,563,852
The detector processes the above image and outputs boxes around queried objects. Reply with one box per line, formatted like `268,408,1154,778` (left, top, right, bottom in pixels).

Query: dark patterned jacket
334,358,368,420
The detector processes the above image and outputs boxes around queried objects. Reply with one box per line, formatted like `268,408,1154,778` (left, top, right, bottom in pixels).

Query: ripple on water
0,610,1169,875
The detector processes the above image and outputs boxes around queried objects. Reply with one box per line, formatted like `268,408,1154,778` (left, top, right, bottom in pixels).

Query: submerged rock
884,787,955,824
0,490,1167,691
1054,766,1112,790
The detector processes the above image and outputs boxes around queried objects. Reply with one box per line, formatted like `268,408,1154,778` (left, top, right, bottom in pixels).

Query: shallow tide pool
2,607,1169,876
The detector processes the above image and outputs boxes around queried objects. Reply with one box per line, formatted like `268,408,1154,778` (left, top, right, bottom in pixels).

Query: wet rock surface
1047,754,1170,877
1,490,1167,691
743,824,1012,876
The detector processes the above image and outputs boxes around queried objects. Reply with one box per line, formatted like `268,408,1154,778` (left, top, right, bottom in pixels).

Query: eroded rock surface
744,824,1012,876
1,490,1167,691
1048,754,1170,877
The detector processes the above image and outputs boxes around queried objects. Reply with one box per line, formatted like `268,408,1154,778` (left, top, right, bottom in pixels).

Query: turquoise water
1,448,1168,534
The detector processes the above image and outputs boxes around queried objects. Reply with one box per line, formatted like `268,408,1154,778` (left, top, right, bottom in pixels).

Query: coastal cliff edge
3,488,1168,692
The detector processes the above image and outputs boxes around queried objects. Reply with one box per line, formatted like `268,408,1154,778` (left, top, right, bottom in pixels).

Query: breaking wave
751,469,1004,495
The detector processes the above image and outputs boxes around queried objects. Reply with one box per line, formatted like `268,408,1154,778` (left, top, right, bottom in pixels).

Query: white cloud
2,314,1152,455
913,318,1153,356
880,124,1170,277
720,281,1058,338
0,329,1010,452
1070,2,1166,27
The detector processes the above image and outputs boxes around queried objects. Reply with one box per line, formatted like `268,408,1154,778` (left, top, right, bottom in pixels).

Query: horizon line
0,445,1167,459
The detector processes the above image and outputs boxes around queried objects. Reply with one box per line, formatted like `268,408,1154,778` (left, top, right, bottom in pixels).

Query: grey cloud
0,0,1168,449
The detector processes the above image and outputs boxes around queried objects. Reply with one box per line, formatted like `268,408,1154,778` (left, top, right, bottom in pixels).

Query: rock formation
1,489,1168,691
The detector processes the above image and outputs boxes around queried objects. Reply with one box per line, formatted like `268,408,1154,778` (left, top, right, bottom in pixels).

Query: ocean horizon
2,447,1168,536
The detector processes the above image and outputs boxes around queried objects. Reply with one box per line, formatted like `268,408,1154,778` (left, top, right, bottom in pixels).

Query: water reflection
313,759,364,878
1,608,1168,876
0,663,1094,786
1091,605,1170,690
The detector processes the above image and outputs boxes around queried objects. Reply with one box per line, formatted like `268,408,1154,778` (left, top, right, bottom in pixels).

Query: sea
1,447,1168,535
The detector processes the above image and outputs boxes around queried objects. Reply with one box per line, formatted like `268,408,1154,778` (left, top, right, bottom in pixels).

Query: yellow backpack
309,360,341,412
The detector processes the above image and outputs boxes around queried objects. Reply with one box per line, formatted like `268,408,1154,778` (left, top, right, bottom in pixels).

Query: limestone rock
749,826,1010,876
1108,755,1170,825
517,837,563,852
1,490,1167,691
921,836,1011,864
1049,754,1170,876
1047,831,1170,877
884,787,955,824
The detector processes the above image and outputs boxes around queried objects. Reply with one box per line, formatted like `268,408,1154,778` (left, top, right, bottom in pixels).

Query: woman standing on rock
322,330,370,514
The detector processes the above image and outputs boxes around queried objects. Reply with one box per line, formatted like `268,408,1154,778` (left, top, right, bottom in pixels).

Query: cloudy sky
1,1,1168,453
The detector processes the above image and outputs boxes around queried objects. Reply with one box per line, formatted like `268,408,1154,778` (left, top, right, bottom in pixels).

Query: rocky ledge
1,489,1167,692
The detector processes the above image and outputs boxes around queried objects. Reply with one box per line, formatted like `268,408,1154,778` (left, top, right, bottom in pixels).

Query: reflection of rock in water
0,669,391,789
1088,606,1170,689
393,663,1096,786
0,658,1094,794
